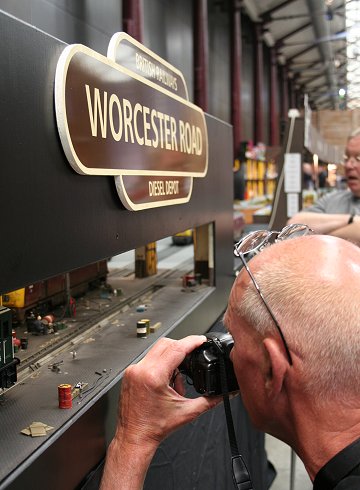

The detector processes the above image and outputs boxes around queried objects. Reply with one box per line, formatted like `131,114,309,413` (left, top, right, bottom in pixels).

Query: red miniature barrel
58,384,72,409
43,314,55,324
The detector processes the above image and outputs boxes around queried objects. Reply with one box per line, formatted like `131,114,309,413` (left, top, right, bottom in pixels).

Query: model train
2,260,108,324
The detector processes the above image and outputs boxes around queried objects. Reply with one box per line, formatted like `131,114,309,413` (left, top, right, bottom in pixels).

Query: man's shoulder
318,190,352,202
305,190,353,213
333,475,360,489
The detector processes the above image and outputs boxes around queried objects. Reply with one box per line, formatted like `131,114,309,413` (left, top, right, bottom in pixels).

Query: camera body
180,332,239,396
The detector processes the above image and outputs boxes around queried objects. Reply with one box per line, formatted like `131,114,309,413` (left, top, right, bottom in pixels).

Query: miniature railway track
17,262,193,375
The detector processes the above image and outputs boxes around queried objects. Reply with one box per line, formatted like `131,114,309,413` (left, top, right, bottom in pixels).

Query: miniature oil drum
43,314,55,324
141,319,151,335
58,384,72,409
183,274,195,287
137,320,148,338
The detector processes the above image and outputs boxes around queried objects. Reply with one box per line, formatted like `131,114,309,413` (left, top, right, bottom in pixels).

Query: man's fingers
156,335,207,373
137,335,207,376
174,335,208,353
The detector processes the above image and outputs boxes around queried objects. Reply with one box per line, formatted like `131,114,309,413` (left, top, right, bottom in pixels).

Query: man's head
344,129,360,197
224,235,360,433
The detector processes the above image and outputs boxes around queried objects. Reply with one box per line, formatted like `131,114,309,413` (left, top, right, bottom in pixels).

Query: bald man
288,129,360,245
101,235,360,490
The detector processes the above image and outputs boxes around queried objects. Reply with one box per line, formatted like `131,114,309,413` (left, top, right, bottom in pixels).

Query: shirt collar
313,438,360,490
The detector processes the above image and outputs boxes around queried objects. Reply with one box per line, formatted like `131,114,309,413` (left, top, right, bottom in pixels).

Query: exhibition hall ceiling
240,0,360,110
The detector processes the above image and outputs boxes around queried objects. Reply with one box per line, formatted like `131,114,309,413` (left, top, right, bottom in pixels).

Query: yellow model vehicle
172,229,193,245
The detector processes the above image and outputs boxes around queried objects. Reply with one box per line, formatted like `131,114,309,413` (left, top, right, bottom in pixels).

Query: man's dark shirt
313,438,360,489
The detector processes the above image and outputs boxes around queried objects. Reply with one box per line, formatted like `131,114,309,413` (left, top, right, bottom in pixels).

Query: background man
100,235,360,490
288,129,360,245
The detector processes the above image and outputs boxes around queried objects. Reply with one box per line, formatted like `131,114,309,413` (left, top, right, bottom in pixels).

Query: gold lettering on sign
149,180,180,197
85,85,202,156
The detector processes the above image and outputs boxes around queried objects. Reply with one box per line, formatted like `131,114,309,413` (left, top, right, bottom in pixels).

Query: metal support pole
254,23,264,143
290,448,296,490
270,47,280,146
231,1,242,157
194,0,209,111
281,65,289,120
122,0,143,42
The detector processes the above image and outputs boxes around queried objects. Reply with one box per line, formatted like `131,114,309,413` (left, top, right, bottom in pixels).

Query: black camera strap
215,340,253,490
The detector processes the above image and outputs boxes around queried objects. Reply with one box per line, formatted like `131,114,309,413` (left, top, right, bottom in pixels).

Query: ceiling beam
289,45,345,69
267,3,344,22
241,0,260,22
283,31,346,47
275,22,312,45
298,61,347,86
290,59,324,66
260,0,298,22
287,42,318,62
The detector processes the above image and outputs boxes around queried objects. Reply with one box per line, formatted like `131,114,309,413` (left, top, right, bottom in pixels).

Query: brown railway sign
55,35,208,210
107,32,189,100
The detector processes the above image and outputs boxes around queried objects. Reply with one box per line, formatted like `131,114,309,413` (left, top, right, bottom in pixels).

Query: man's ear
263,337,288,399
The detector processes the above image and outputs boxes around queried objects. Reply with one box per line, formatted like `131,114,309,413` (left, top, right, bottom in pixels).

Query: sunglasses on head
233,223,314,365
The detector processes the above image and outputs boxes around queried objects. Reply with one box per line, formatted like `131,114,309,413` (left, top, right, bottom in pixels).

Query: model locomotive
0,306,20,389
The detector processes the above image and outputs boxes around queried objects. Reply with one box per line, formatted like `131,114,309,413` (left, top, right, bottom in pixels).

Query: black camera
179,332,239,396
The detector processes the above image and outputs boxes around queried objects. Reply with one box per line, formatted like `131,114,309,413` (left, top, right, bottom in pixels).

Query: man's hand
117,335,221,445
329,215,360,245
100,335,222,490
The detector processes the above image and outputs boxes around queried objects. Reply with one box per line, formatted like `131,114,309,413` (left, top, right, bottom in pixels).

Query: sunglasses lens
234,230,269,256
278,224,312,240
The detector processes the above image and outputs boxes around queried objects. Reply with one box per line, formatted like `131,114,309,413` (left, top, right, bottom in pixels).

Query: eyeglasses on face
343,154,360,165
233,224,314,366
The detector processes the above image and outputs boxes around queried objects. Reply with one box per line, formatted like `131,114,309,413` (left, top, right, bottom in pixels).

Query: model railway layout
14,264,189,377
0,243,216,489
1,239,196,382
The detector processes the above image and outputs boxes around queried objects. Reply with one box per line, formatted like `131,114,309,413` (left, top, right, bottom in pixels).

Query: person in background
303,162,315,190
100,233,360,490
317,163,328,189
288,128,360,244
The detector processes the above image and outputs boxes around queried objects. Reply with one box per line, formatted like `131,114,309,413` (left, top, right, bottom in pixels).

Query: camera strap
215,341,253,490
